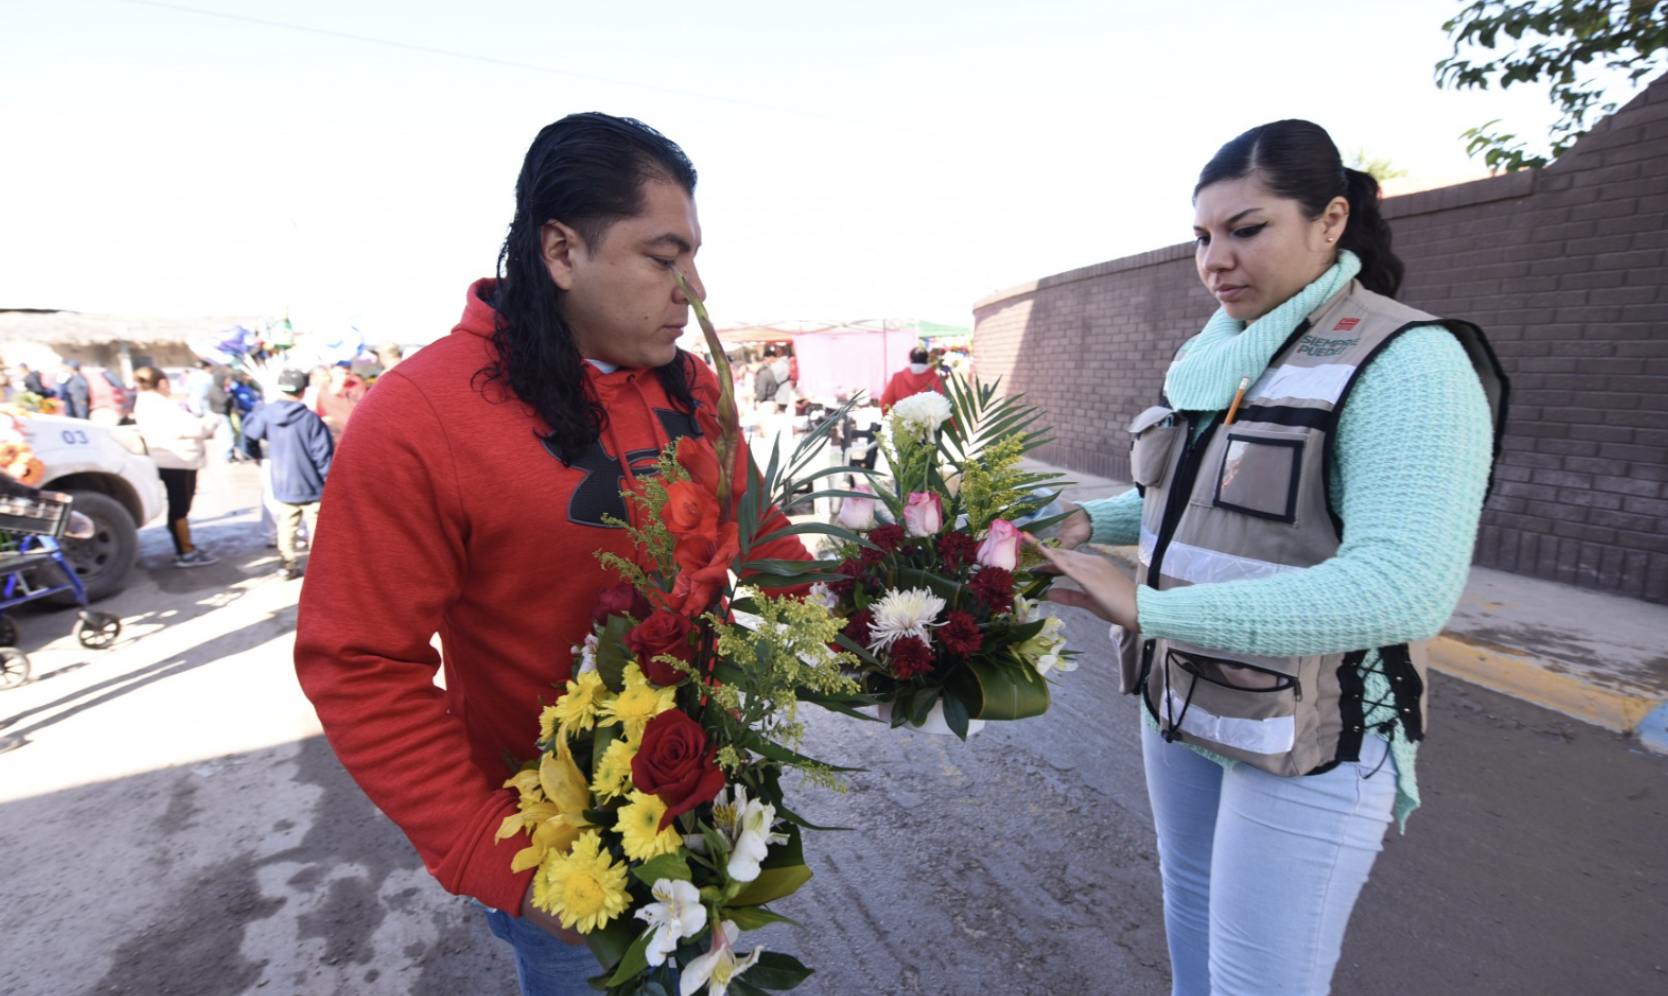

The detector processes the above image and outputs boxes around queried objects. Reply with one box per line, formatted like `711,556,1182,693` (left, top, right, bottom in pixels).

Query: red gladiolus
592,583,652,627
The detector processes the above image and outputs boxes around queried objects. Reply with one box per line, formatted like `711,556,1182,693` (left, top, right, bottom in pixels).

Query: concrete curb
1426,633,1667,742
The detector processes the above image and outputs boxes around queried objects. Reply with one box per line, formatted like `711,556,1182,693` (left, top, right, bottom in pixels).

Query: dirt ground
0,460,1663,996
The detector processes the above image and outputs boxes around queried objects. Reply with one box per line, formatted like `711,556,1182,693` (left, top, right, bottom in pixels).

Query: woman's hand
1027,536,1140,632
1053,500,1093,550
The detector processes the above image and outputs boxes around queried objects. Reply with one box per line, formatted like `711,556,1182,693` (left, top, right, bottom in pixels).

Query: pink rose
837,485,877,531
902,492,943,537
975,519,1020,571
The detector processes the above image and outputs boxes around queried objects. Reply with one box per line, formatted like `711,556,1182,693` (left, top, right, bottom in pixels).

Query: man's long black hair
476,112,700,465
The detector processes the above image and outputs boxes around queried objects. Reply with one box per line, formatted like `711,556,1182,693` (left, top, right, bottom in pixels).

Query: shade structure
715,319,965,403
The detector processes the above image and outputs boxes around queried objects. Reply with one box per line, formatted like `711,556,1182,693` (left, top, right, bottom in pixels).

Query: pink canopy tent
716,320,920,404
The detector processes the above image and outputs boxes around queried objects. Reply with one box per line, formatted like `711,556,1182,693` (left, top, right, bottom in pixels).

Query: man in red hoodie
879,345,946,412
294,113,806,995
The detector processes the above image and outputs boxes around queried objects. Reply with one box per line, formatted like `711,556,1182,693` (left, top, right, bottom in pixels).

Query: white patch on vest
1249,362,1355,404
1163,689,1296,754
1153,536,1306,584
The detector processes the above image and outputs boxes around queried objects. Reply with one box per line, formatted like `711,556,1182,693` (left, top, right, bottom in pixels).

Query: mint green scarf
1163,250,1362,412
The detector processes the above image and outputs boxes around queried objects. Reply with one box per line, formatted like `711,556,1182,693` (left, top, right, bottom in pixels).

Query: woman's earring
1326,236,1336,243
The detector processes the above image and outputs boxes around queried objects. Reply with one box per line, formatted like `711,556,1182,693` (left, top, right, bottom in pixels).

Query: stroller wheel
75,612,122,650
0,648,30,689
0,616,16,647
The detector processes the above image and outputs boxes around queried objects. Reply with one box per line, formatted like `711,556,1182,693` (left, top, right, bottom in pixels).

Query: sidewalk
1024,458,1668,755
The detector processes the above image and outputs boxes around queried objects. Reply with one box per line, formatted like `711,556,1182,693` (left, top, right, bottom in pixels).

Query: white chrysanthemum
866,587,946,652
891,391,953,442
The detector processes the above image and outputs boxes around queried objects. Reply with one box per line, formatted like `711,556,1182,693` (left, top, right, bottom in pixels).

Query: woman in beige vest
1034,120,1504,996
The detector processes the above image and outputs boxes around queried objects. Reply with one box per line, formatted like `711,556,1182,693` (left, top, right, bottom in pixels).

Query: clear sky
0,0,1630,341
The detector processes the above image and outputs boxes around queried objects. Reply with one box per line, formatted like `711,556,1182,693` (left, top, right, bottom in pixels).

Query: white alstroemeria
1020,614,1076,676
635,878,708,968
866,587,946,653
680,920,762,996
807,582,840,612
711,784,789,883
1012,594,1040,625
890,391,953,443
572,633,599,675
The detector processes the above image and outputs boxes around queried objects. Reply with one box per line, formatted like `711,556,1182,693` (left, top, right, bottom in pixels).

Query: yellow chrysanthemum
598,664,677,742
550,671,607,737
592,738,638,800
537,705,562,744
533,831,630,934
617,791,684,862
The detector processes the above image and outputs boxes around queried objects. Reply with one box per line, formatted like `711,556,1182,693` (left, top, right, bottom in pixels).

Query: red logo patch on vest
1333,317,1360,331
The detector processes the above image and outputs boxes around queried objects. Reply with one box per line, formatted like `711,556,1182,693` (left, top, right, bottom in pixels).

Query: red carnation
632,711,726,830
938,531,977,573
829,558,863,597
869,524,906,552
969,566,1015,614
940,610,983,657
844,609,874,645
888,636,935,680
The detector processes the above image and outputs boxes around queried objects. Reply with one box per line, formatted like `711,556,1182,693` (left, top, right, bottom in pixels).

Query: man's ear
540,220,584,291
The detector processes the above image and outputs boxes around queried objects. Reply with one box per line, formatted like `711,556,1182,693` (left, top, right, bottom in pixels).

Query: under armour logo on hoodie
555,408,702,528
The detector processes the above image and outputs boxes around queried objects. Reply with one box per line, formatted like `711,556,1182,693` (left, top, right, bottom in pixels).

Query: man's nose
674,263,707,305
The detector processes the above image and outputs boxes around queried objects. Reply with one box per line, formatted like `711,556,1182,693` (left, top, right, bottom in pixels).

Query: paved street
0,460,1664,995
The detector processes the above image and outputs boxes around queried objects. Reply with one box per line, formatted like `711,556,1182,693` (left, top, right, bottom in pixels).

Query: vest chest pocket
1200,430,1305,524
1128,405,1181,489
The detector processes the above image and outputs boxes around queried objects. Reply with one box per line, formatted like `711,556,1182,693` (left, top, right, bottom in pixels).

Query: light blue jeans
480,903,602,996
1142,724,1397,996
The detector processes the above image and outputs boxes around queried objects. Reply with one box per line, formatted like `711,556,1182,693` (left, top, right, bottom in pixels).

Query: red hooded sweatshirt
294,279,808,913
879,365,946,412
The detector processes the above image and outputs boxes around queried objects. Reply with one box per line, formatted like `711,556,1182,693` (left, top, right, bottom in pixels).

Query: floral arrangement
0,408,46,485
818,380,1076,739
498,272,868,996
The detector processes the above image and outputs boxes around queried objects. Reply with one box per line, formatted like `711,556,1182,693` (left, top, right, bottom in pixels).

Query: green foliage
1346,147,1410,182
1435,0,1668,171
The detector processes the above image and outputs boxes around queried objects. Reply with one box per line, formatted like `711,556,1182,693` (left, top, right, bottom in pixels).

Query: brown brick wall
973,78,1668,604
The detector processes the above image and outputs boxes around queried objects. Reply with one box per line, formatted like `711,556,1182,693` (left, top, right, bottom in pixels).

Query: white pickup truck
18,414,166,603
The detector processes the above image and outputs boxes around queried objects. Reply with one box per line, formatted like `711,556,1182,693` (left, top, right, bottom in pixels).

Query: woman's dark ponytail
1340,167,1403,298
1196,120,1406,299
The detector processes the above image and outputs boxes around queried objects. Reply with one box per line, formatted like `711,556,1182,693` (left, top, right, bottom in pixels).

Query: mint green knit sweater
1079,252,1493,825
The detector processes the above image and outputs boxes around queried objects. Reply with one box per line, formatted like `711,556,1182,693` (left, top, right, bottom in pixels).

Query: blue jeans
480,903,602,996
1142,723,1396,996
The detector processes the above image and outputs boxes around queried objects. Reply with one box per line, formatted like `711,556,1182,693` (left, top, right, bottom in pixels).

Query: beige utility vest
1125,282,1508,776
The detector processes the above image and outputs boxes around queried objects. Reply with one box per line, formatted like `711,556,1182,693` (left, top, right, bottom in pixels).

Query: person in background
241,368,333,581
131,365,220,567
57,361,90,420
1032,118,1506,996
18,364,53,399
375,341,405,376
313,361,367,440
184,359,216,416
879,345,946,412
293,112,810,996
753,345,781,414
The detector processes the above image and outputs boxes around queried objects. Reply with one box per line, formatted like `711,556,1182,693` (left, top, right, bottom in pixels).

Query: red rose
592,583,652,627
940,610,983,657
625,610,697,686
888,636,935,680
632,711,726,830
